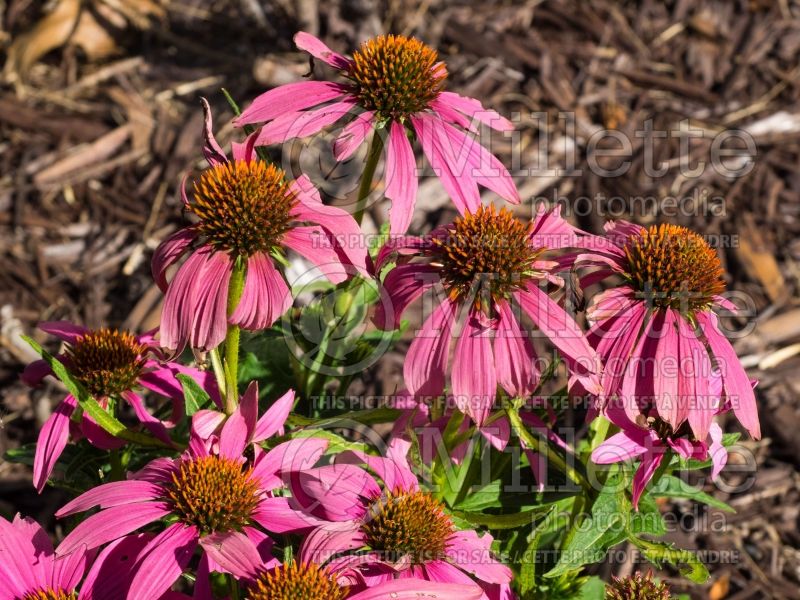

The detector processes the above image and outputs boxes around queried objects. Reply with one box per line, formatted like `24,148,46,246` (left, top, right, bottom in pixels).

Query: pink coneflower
579,221,760,440
288,439,511,597
374,204,602,425
235,33,520,234
54,396,329,600
21,321,212,493
205,518,485,600
0,514,190,600
591,393,727,509
153,100,368,352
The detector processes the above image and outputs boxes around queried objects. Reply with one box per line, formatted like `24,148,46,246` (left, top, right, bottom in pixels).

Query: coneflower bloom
206,525,485,600
591,394,727,509
374,204,602,425
54,410,329,600
153,100,368,352
240,562,484,600
0,514,191,600
288,439,511,597
21,321,212,493
579,221,760,440
235,32,519,234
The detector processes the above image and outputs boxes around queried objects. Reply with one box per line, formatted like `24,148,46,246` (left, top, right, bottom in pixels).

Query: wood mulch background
1,1,799,598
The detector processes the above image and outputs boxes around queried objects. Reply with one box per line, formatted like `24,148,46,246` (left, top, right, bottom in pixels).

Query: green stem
353,129,384,225
109,449,124,481
209,347,227,399
223,260,246,415
505,403,592,494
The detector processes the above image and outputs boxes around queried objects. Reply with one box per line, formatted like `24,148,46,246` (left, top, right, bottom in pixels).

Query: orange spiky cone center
347,34,447,120
190,160,296,257
361,488,453,564
166,455,260,534
65,328,146,397
624,224,725,312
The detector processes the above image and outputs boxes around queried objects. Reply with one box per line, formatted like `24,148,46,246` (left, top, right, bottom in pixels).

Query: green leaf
651,475,734,513
451,506,553,529
22,336,169,448
286,407,400,429
573,576,606,599
546,489,625,578
629,492,666,537
631,537,709,584
177,374,212,417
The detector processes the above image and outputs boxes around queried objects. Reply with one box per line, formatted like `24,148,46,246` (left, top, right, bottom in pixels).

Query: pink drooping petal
516,283,602,394
348,579,484,600
631,449,665,510
229,252,291,330
435,91,514,131
57,502,171,555
385,121,418,235
51,544,88,593
0,517,40,595
251,496,326,533
33,394,78,493
529,203,590,251
494,300,538,398
191,410,226,440
336,449,417,495
218,416,248,463
374,264,439,330
21,359,52,387
152,228,198,292
451,308,497,426
294,32,352,70
123,391,173,446
160,246,231,352
56,480,162,517
128,456,178,484
283,225,350,284
198,532,262,579
411,114,481,214
591,431,649,465
80,411,125,451
678,316,715,440
445,530,511,584
404,297,458,399
424,559,478,586
200,97,227,166
374,232,439,271
39,321,88,344
697,311,760,439
299,521,365,565
333,111,375,160
589,303,647,403
653,309,684,429
290,465,379,521
230,130,259,164
252,437,329,483
603,219,646,246
253,388,295,443
708,422,727,480
79,534,153,600
435,119,520,204
289,175,369,275
126,524,198,600
235,81,349,126
139,362,221,411
253,100,355,146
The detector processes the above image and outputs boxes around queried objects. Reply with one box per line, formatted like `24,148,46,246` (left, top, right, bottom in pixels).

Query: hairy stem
223,260,246,415
353,129,384,225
